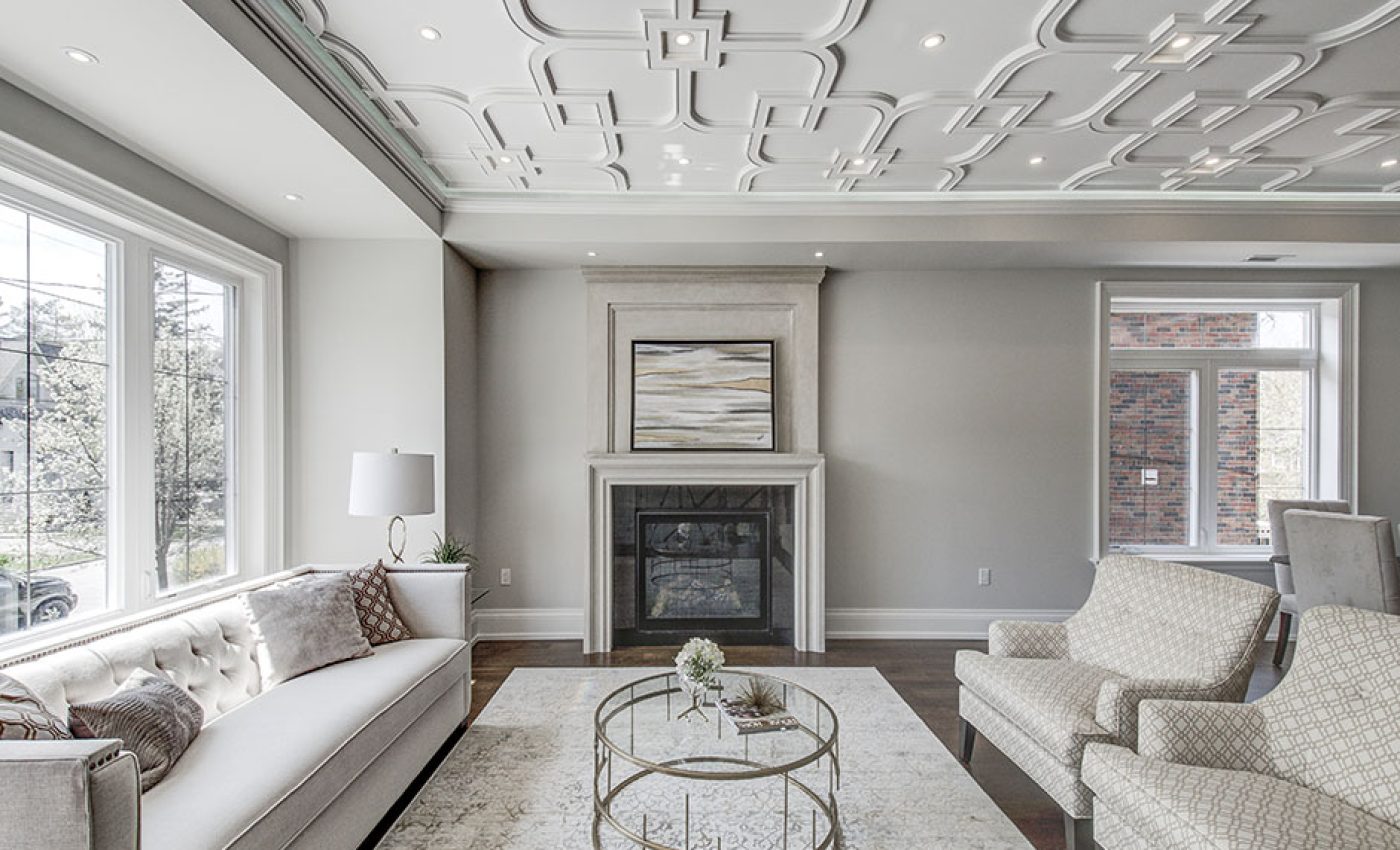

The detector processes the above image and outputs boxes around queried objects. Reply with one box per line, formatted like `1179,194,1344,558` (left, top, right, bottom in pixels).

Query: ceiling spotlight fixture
677,156,691,166
1170,35,1194,49
851,157,867,167
921,33,946,49
1203,156,1222,166
499,155,513,164
674,31,695,46
814,251,825,258
283,193,303,202
1383,158,1399,168
1028,155,1046,165
63,47,99,64
419,26,442,41
587,251,598,258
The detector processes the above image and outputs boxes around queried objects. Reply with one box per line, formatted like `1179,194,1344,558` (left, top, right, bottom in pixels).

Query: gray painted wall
443,245,480,544
469,267,1400,618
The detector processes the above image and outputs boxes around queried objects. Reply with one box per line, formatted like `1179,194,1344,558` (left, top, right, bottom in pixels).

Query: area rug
378,667,1032,849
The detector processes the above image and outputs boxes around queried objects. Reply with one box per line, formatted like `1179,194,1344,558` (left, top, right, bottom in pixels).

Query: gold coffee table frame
593,670,840,850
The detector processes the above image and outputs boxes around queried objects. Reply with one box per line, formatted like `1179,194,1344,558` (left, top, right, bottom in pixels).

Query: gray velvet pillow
242,573,373,688
69,668,202,790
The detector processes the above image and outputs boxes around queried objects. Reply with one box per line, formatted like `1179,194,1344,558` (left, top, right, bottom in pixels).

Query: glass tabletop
594,669,838,780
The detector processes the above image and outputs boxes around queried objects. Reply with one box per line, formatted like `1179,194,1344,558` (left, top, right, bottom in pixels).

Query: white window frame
1094,281,1357,563
0,135,283,652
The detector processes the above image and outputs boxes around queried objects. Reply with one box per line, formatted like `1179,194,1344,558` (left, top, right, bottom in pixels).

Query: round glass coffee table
593,670,840,850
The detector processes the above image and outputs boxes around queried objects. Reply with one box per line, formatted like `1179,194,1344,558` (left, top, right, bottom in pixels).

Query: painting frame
630,340,776,452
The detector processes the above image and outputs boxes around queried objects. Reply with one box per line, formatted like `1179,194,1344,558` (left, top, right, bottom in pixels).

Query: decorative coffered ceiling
252,0,1400,202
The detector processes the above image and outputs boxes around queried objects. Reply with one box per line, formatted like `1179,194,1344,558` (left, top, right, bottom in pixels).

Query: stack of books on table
718,699,801,735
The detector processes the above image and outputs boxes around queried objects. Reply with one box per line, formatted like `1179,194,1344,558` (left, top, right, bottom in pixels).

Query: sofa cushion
955,650,1118,763
69,668,203,790
242,574,372,688
345,561,412,645
0,672,72,740
141,638,469,850
1084,743,1400,850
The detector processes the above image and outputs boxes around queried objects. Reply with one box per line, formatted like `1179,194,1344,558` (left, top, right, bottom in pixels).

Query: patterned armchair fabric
1084,605,1400,849
956,555,1279,820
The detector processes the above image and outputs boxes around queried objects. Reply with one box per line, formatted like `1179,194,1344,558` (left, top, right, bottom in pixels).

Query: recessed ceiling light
851,157,867,167
1170,35,1194,49
63,47,99,65
814,251,825,258
587,251,598,258
419,27,442,41
921,33,946,49
677,156,691,166
499,155,513,164
1028,155,1046,166
1203,156,1222,167
674,32,695,46
1383,158,1399,168
283,193,302,202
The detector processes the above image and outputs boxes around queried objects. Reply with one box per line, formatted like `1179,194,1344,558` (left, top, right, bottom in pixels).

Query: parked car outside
0,568,78,633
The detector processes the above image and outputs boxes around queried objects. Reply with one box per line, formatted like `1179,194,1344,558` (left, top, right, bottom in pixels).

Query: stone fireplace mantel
585,452,825,654
582,267,826,655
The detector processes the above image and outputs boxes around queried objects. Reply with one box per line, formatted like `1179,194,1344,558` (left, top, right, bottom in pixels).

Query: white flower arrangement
675,637,725,687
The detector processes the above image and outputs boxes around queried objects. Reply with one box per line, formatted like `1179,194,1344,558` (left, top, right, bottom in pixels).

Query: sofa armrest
1135,699,1273,773
1095,677,1235,747
987,620,1068,659
384,563,472,641
0,739,140,850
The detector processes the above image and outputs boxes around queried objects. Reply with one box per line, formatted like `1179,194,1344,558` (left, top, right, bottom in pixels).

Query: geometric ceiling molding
243,0,1400,201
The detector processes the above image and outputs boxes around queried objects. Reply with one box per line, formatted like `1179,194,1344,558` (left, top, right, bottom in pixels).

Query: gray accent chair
1265,499,1349,666
1084,605,1400,849
955,555,1279,850
1284,510,1400,616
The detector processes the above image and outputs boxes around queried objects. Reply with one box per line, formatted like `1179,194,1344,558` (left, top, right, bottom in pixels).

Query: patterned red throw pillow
0,672,72,740
345,560,412,645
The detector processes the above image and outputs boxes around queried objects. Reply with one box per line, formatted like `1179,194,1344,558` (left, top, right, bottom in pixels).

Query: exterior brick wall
1109,312,1261,548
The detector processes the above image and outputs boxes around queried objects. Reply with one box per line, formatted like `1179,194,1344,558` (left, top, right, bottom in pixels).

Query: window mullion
1199,361,1219,553
116,239,156,608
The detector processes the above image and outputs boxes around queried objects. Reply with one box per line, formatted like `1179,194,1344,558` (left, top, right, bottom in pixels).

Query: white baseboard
471,608,585,644
468,606,1294,644
825,608,1076,640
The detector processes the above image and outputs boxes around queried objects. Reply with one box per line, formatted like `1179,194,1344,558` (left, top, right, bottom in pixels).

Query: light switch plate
500,567,512,586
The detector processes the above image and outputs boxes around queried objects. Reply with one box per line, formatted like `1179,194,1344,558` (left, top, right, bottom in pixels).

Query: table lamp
348,449,434,562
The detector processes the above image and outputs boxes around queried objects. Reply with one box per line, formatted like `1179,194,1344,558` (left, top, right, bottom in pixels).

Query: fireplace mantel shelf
586,452,824,472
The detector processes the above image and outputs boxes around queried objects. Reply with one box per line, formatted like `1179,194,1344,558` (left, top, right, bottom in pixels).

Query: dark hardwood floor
468,638,1288,850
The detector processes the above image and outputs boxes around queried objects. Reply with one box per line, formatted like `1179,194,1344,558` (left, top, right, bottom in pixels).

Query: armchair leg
1064,814,1094,850
958,717,976,764
1272,611,1293,666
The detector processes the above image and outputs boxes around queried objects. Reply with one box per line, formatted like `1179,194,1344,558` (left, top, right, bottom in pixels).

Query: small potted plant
674,637,725,721
421,532,480,567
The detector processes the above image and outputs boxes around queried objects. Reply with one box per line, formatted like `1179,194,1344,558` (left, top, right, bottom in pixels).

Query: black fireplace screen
635,510,770,634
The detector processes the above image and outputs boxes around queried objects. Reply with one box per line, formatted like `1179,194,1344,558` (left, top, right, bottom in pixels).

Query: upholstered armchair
955,555,1279,849
1265,498,1349,665
1083,605,1400,849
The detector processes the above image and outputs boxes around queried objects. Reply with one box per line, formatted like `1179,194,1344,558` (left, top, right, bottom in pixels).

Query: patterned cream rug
378,667,1031,849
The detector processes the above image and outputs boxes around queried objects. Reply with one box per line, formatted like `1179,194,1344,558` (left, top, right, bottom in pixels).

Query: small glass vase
676,673,713,722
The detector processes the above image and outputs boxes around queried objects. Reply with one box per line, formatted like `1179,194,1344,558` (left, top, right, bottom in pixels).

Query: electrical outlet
978,568,991,586
499,568,512,586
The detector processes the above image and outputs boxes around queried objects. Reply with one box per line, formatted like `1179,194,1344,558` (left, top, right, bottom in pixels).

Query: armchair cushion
1135,700,1271,773
1094,678,1244,747
955,651,1118,763
987,620,1068,659
1084,742,1400,850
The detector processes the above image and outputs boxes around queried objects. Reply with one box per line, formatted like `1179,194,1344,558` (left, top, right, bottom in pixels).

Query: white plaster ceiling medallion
247,0,1400,201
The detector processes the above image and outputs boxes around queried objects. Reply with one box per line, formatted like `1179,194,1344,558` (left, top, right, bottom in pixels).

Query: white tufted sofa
0,563,472,850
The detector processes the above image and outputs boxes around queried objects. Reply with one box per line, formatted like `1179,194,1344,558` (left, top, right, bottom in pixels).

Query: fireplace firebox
636,511,770,635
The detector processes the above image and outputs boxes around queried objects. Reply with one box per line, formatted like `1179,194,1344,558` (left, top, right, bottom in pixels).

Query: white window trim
1093,280,1358,563
0,131,284,653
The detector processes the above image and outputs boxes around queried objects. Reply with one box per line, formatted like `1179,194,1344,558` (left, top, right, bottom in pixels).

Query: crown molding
582,265,826,285
446,190,1400,218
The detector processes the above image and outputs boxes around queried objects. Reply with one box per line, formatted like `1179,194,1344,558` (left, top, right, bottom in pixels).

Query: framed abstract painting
630,340,775,451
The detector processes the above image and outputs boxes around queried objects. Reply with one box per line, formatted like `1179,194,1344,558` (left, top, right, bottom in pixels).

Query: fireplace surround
583,267,826,654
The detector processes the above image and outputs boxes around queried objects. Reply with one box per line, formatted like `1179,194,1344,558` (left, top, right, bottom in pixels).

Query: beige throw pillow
242,573,373,688
0,672,71,740
68,668,203,790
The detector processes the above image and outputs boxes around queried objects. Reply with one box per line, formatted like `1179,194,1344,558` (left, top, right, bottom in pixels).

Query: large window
1098,285,1354,558
0,171,280,648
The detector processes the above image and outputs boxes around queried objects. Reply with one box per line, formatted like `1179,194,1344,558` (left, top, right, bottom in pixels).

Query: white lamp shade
348,451,435,517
